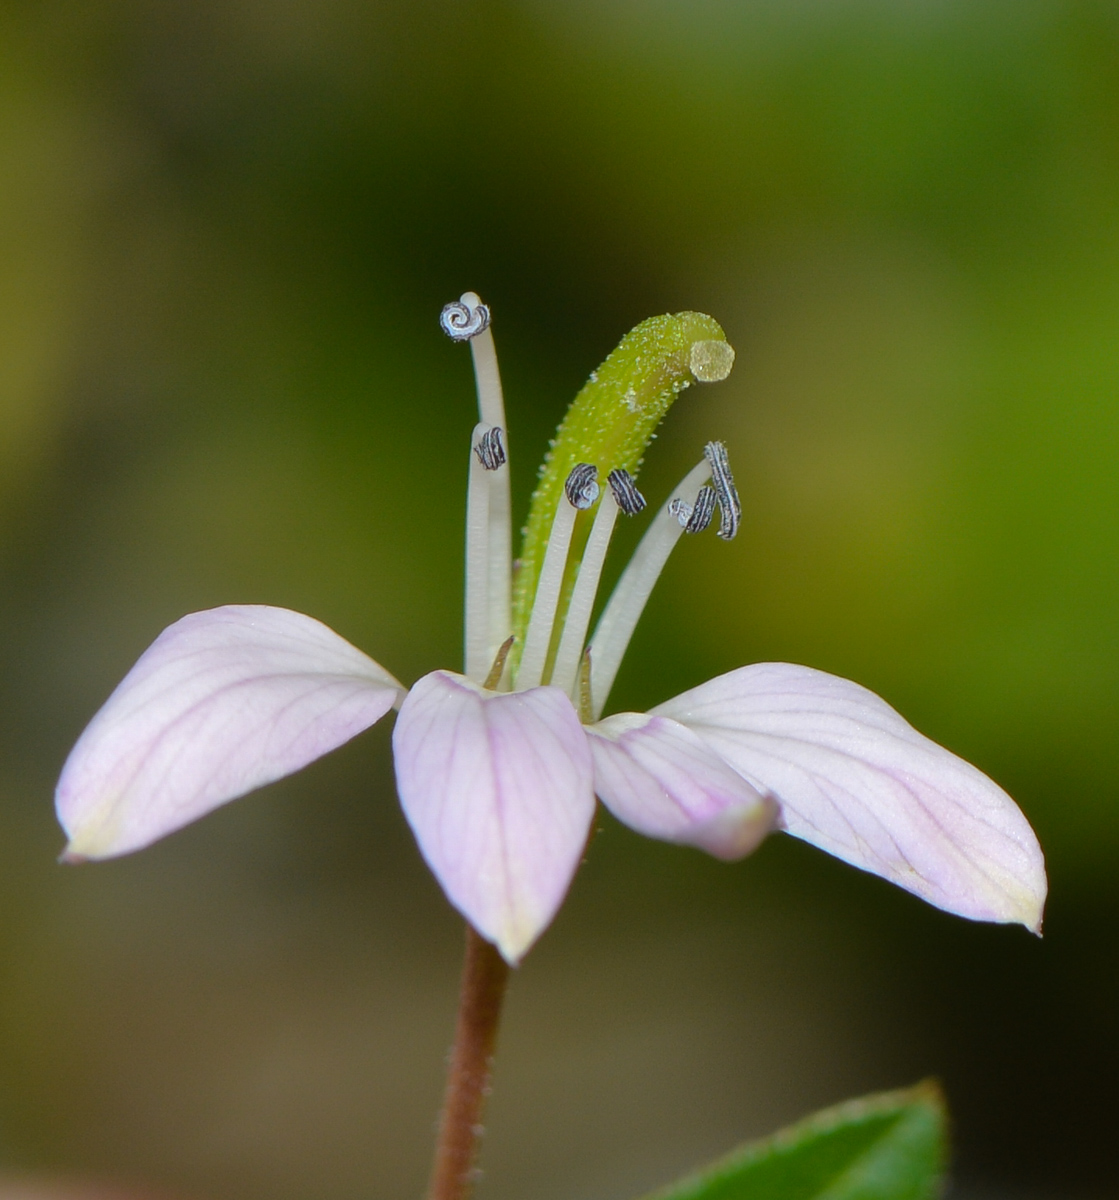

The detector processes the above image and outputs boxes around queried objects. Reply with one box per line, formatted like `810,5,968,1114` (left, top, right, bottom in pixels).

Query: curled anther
668,498,689,527
686,485,718,534
669,485,717,534
440,297,491,341
564,463,600,510
607,468,646,515
474,426,506,471
704,441,741,540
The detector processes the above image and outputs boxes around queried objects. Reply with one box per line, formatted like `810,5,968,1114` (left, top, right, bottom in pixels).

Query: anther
473,426,506,471
704,441,741,540
669,484,717,534
440,298,491,341
607,468,646,515
667,486,715,533
564,463,600,510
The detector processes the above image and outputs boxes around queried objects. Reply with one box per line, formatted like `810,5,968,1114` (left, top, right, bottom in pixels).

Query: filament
550,488,620,698
460,292,506,429
588,458,712,718
516,496,579,690
465,422,494,682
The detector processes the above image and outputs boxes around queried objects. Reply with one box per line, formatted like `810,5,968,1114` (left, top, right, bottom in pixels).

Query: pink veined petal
393,671,595,964
587,712,777,860
56,605,404,860
653,663,1047,932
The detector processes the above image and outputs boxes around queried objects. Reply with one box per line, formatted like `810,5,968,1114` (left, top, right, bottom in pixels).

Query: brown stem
425,923,511,1200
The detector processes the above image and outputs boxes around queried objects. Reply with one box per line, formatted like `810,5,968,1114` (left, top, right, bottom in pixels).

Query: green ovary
510,311,734,672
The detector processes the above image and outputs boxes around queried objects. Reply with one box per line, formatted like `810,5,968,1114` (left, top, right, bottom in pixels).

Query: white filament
589,458,712,718
487,460,511,662
516,499,578,690
465,423,494,682
461,292,505,428
550,489,620,698
461,292,512,665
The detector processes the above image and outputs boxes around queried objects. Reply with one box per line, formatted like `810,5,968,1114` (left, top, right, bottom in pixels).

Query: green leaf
641,1082,947,1200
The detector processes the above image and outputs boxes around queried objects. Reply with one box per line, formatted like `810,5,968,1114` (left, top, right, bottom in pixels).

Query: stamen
588,458,712,718
445,292,512,669
465,422,494,682
483,635,516,691
607,468,646,515
550,486,620,698
704,440,741,540
474,426,506,471
669,484,717,534
440,297,491,341
516,491,580,690
564,463,600,510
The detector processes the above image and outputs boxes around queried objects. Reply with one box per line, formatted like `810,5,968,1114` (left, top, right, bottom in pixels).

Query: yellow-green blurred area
0,0,1115,1197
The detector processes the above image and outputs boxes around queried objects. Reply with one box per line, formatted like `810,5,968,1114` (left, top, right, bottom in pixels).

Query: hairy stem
425,924,511,1200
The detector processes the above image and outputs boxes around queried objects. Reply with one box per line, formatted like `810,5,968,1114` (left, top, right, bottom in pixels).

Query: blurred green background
0,1,1116,1197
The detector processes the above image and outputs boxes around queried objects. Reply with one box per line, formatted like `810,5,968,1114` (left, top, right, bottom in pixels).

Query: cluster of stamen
442,293,740,717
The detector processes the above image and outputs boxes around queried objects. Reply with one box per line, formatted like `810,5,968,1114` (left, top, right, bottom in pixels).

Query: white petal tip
655,663,1049,931
589,712,775,861
493,929,531,966
56,799,128,861
1004,886,1047,937
55,605,401,860
683,795,779,861
394,672,595,967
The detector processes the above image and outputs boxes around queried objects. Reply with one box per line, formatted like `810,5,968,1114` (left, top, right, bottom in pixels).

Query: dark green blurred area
0,1,1116,1197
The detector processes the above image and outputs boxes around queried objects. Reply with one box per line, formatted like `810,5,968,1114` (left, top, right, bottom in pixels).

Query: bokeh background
0,1,1116,1197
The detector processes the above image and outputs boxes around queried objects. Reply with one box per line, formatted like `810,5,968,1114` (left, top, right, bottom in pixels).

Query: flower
56,295,1046,963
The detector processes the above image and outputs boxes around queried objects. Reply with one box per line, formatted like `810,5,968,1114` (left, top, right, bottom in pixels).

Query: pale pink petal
653,663,1046,931
587,712,776,860
392,671,595,964
57,605,403,859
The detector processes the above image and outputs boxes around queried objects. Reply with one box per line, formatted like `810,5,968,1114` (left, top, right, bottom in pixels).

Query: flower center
443,294,739,715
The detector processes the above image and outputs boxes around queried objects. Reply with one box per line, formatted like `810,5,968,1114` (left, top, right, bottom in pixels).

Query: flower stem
425,924,511,1200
